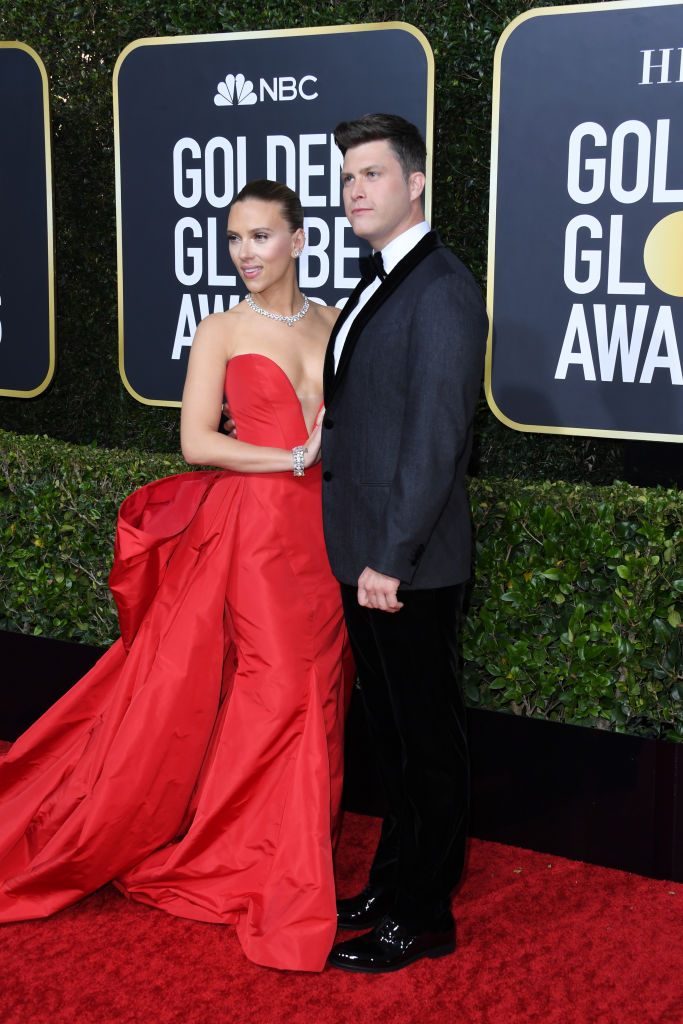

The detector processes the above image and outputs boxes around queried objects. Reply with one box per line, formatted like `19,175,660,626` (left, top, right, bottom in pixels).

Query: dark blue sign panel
0,43,54,397
488,1,683,441
114,24,433,405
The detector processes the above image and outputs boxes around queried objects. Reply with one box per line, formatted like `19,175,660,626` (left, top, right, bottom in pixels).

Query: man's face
341,139,424,251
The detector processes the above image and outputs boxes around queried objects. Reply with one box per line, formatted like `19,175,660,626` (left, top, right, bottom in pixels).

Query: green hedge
465,479,683,742
0,429,186,645
0,0,627,484
2,428,680,740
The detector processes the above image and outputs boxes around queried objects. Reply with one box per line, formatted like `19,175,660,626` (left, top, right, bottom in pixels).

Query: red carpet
1,811,681,1024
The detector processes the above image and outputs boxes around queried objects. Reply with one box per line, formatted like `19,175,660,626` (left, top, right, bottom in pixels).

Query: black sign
488,1,683,442
0,43,54,397
114,24,433,405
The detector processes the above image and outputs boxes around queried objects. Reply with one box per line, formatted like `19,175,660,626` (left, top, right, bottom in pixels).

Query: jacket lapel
324,231,443,405
323,277,366,400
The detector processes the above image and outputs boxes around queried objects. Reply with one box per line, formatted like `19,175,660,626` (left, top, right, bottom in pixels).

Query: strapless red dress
0,354,352,972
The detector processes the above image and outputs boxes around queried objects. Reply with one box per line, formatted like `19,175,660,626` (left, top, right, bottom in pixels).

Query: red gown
0,353,352,972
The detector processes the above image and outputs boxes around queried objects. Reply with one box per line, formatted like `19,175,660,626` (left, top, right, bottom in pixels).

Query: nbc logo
213,72,319,107
214,73,257,106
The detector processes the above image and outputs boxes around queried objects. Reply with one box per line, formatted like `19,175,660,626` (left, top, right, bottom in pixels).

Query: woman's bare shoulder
314,303,342,329
194,303,247,350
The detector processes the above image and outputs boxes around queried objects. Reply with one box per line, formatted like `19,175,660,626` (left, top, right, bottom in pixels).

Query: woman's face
227,199,304,292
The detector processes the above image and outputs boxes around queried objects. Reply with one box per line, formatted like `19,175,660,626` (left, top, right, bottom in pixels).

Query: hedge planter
2,429,681,740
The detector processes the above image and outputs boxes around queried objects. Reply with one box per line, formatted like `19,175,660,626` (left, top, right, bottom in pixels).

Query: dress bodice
225,353,313,449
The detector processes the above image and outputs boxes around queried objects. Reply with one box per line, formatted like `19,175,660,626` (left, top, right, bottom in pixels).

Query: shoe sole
328,939,457,973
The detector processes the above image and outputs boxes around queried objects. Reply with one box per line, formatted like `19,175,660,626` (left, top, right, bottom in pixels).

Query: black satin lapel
323,278,366,401
329,232,442,400
322,330,338,401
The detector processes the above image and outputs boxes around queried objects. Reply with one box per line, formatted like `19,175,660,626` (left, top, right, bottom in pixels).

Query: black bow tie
358,251,387,284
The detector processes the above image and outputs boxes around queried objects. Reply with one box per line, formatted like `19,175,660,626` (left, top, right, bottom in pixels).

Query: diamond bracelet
292,445,307,477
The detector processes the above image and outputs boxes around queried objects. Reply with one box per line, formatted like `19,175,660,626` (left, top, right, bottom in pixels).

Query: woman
0,181,353,972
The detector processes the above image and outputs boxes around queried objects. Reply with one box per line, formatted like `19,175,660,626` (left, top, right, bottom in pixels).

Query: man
321,113,487,973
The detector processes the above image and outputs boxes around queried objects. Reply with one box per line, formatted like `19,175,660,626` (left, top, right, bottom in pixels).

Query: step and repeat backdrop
0,43,54,398
488,0,683,442
2,4,681,444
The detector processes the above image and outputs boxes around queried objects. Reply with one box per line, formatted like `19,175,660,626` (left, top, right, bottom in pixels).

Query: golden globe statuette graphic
644,211,683,299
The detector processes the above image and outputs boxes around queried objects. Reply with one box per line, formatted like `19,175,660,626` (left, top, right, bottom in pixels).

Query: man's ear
408,171,426,202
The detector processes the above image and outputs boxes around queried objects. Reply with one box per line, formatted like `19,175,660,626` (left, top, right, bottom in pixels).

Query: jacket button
323,470,333,481
409,544,425,565
324,418,334,429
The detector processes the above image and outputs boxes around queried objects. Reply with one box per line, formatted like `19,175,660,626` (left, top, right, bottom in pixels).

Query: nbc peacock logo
213,71,319,107
214,73,258,107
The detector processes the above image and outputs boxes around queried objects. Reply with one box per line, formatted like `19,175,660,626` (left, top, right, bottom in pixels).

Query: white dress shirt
333,220,431,371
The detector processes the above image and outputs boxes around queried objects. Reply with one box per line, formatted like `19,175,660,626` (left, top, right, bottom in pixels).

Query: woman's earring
293,249,301,258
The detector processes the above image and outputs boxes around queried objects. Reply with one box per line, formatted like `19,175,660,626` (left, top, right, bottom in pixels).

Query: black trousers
340,582,469,931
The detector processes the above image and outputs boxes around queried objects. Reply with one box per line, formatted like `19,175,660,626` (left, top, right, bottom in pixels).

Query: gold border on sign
486,0,683,443
0,41,55,398
113,22,435,407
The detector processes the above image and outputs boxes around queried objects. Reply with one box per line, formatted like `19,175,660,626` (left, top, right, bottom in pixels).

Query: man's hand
303,406,325,469
221,402,237,438
357,567,404,612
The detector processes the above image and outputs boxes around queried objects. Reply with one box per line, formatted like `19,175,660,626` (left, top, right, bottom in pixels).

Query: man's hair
333,113,426,180
231,178,304,232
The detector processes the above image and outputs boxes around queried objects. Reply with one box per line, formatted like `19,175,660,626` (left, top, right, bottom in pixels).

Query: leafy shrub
0,428,185,644
2,429,680,739
463,479,683,741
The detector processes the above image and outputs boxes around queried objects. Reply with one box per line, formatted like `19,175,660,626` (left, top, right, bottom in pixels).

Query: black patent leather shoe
336,885,394,930
328,914,456,973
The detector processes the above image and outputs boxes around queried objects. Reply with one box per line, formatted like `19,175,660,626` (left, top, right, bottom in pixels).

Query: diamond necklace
246,292,309,327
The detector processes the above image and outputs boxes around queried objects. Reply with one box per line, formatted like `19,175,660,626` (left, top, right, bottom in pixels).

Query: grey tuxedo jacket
321,231,487,590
